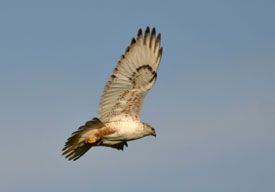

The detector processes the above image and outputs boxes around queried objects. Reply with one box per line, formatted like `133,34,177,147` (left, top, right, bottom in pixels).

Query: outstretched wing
99,27,163,123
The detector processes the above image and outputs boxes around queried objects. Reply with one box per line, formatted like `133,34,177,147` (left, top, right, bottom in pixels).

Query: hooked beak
152,131,157,137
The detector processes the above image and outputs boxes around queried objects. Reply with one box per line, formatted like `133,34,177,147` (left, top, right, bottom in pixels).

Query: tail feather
62,117,104,161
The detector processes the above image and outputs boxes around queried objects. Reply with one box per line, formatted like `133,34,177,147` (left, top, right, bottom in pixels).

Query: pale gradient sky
1,0,275,191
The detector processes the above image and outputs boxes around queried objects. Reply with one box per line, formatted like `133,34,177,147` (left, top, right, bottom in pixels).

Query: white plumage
62,27,163,161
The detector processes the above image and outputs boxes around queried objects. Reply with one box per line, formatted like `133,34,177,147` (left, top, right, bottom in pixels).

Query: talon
86,137,97,144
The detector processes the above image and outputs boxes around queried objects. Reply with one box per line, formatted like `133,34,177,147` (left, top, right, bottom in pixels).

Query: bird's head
142,122,156,137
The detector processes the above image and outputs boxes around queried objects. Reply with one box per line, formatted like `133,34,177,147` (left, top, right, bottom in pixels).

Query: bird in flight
62,27,163,160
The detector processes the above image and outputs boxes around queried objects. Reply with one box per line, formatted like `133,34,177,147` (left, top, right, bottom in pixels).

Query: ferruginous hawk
62,27,163,160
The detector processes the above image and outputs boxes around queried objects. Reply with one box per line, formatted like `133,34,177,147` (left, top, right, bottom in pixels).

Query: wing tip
136,27,162,48
145,26,150,35
159,47,163,56
117,27,162,70
137,28,143,39
156,33,161,43
130,37,136,45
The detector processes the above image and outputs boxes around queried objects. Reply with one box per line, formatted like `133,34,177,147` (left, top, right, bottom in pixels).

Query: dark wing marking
99,27,163,123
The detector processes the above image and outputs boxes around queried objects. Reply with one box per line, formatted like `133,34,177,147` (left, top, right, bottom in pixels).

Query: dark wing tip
130,37,136,45
149,27,156,48
145,26,150,34
151,27,156,36
137,28,143,38
156,33,161,43
144,26,151,44
125,46,130,53
159,47,163,56
157,47,163,62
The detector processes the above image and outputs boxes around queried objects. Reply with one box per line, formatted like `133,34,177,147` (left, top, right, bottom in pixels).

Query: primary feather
99,27,162,123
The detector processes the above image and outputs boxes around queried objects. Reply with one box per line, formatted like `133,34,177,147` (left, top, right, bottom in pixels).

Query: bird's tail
62,117,104,161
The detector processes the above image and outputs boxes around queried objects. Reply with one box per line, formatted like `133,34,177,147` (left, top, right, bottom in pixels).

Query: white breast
104,121,145,141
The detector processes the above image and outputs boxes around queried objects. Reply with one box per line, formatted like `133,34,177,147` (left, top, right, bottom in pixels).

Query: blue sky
0,0,275,191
